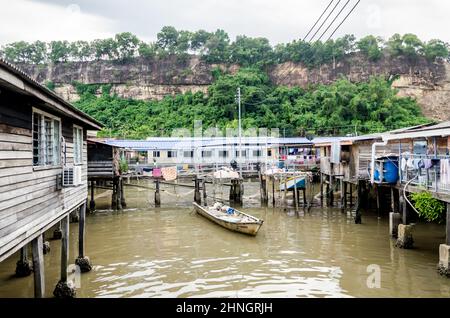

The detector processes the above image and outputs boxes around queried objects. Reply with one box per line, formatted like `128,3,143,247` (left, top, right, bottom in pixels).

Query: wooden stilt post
194,176,201,205
293,177,298,210
239,179,244,206
343,182,348,208
31,236,44,298
16,245,32,277
111,179,117,209
53,215,75,298
60,216,69,282
117,177,122,210
340,178,344,212
303,188,307,207
376,185,381,219
402,191,409,225
89,180,95,211
272,177,275,207
120,177,126,208
329,173,333,207
320,173,324,206
202,178,207,206
355,180,363,224
349,183,353,206
75,203,91,273
155,178,161,207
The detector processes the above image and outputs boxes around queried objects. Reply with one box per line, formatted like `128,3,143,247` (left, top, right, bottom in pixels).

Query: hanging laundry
406,158,414,169
418,159,425,169
440,159,450,185
161,166,178,181
412,159,421,170
401,157,407,171
423,159,432,169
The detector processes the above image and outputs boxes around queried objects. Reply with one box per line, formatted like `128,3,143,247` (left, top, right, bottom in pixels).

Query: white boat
193,202,263,236
280,176,306,191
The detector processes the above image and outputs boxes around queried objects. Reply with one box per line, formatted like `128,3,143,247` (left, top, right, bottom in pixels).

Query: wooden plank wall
0,90,88,261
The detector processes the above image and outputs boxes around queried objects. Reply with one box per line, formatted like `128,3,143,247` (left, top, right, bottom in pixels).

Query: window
184,151,194,158
413,140,427,155
33,111,61,167
219,151,228,158
202,150,212,158
153,151,161,158
73,126,83,164
235,150,247,157
267,149,272,157
253,150,262,157
168,151,177,158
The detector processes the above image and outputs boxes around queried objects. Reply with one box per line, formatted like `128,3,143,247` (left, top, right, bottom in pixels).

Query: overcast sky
0,0,449,46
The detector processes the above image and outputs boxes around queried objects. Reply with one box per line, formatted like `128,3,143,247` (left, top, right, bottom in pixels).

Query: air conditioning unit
63,166,82,187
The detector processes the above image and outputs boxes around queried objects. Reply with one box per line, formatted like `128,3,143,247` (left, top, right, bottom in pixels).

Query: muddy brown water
0,179,449,298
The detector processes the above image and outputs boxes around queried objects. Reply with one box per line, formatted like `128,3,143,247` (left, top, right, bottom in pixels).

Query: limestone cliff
18,54,450,121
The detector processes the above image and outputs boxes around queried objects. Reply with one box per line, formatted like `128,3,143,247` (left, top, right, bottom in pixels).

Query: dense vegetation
73,68,430,139
1,27,448,67
411,191,446,223
1,28,439,138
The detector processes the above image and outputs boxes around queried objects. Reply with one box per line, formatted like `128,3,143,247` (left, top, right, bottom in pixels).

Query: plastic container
383,160,399,184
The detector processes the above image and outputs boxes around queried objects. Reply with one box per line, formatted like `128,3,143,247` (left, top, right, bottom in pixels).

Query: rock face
17,54,450,121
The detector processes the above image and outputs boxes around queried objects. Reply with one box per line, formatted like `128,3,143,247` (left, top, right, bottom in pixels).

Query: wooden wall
0,88,88,262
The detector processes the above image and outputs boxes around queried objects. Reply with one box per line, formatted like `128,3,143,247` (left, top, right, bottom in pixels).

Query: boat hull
280,177,306,191
193,203,263,236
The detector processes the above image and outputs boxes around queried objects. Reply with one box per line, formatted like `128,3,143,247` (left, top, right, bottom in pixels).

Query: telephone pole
237,87,243,178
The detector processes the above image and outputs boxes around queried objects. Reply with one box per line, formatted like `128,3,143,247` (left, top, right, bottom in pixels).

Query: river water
0,179,449,298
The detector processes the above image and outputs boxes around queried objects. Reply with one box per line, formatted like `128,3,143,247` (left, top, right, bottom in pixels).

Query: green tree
156,26,179,53
191,30,211,53
423,39,449,61
138,42,157,59
1,41,33,63
229,36,273,67
402,33,424,59
115,32,140,61
70,41,92,61
49,40,71,63
203,29,230,63
357,35,383,61
91,38,117,60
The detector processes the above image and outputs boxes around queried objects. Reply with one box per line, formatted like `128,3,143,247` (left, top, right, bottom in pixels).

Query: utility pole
237,87,243,178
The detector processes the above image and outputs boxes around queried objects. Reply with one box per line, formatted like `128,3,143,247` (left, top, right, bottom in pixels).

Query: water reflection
0,180,449,298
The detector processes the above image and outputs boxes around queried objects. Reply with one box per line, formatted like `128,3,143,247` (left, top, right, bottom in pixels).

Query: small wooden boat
193,202,263,236
280,176,306,191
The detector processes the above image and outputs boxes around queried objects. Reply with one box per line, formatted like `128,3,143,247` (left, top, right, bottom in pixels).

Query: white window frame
32,108,61,169
73,124,83,165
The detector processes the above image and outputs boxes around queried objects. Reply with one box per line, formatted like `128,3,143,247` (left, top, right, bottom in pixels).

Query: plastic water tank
383,159,399,184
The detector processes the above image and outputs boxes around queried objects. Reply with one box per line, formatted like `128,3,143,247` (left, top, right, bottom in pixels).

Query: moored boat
280,176,306,191
193,202,263,236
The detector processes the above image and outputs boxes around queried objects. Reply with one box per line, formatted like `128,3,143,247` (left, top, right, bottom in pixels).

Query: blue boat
280,176,306,191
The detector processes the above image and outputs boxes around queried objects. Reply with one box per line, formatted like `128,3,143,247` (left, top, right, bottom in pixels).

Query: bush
410,191,446,223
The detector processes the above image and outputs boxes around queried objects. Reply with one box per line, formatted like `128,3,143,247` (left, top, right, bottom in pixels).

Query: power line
308,0,342,43
317,0,351,42
326,0,361,41
302,0,335,42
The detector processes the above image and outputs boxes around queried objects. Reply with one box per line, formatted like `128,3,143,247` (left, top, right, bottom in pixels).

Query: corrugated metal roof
102,137,317,151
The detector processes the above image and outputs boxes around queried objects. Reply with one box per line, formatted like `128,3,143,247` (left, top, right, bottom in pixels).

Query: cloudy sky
0,0,449,45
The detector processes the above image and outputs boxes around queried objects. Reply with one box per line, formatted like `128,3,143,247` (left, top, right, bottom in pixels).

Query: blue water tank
383,160,399,184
